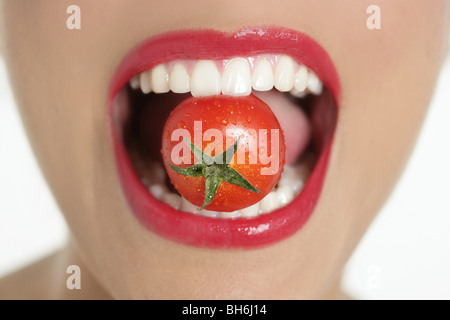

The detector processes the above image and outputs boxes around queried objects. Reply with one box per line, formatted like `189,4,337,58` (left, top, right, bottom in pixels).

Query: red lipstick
109,27,340,248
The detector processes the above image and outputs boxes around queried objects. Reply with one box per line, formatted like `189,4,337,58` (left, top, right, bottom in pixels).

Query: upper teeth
129,54,323,97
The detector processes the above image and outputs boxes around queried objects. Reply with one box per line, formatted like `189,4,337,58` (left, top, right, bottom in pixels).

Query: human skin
0,0,449,299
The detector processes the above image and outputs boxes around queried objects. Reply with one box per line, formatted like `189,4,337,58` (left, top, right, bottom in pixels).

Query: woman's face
1,0,449,299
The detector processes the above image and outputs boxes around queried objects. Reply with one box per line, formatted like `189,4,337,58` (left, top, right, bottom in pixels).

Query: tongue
253,91,310,165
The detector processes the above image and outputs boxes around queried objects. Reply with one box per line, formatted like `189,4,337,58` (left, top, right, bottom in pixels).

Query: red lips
108,27,341,248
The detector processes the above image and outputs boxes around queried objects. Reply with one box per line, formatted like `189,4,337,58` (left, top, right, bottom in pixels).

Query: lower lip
109,27,340,248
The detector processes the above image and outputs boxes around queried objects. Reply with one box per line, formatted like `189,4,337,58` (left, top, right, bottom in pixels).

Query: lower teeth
138,153,314,219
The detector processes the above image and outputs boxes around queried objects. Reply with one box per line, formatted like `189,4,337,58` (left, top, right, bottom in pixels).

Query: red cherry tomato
161,94,285,212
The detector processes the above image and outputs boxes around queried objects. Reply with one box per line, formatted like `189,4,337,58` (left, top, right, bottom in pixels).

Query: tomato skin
161,94,285,212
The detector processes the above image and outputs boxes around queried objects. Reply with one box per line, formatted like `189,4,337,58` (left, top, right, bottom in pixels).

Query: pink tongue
254,91,311,165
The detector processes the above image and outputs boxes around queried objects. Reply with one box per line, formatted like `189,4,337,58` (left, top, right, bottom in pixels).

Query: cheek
1,1,120,252
323,1,449,226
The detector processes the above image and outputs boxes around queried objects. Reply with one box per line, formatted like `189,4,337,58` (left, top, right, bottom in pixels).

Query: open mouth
109,27,340,248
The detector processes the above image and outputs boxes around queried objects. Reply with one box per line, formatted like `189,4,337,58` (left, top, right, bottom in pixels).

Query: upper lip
108,26,341,248
109,27,341,101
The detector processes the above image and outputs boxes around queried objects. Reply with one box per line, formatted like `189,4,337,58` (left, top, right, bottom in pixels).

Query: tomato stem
167,138,262,210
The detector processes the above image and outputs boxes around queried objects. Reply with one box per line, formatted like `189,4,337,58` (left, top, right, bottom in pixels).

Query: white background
1,58,449,300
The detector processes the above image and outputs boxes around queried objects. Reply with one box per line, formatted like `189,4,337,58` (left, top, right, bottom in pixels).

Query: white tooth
150,162,166,185
240,202,260,218
162,193,181,210
252,59,274,91
191,60,221,97
276,185,294,206
290,89,308,98
130,75,140,90
278,166,296,188
221,211,241,219
292,180,304,194
149,184,168,200
294,65,308,93
169,63,190,93
277,165,305,195
307,71,323,95
199,209,220,218
180,197,199,214
151,64,170,93
280,165,295,178
274,55,295,92
259,192,279,214
140,70,152,94
221,58,252,96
